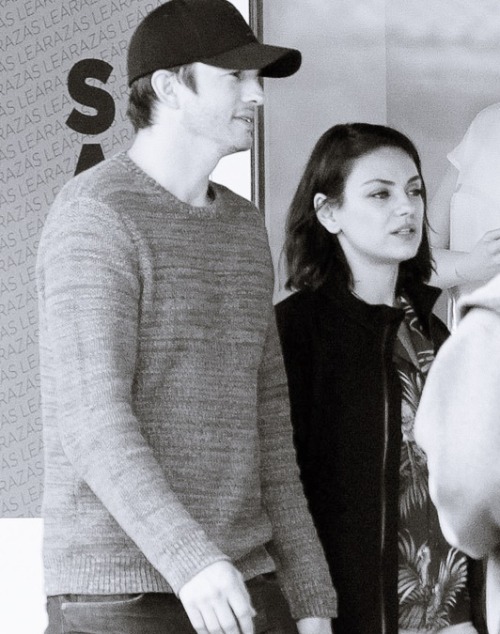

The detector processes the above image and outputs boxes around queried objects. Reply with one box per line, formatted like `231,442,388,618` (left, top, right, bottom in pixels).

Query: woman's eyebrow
362,175,421,186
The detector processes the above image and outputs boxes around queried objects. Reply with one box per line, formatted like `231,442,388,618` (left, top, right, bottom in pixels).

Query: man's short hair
126,64,197,132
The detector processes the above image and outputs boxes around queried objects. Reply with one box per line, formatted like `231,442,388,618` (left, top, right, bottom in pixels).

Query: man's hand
460,228,500,282
297,617,333,634
178,560,256,634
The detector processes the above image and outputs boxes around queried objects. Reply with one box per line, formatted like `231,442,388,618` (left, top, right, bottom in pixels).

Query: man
37,1,337,633
415,275,500,634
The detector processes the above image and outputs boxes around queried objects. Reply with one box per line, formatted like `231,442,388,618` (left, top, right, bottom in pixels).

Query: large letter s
66,59,115,135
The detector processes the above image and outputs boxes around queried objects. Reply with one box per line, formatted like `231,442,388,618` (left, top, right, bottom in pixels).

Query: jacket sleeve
256,310,337,620
415,305,500,560
37,200,229,593
274,300,314,472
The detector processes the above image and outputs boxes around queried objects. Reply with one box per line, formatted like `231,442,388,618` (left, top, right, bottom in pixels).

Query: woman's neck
350,264,399,307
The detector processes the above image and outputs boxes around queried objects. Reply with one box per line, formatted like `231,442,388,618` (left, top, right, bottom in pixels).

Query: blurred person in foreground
36,1,337,632
427,103,500,327
415,273,500,634
275,123,486,634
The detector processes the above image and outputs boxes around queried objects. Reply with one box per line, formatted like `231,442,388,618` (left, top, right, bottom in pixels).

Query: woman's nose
395,194,415,215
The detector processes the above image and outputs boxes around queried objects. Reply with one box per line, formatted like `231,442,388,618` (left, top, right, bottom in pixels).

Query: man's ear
314,193,342,235
150,69,179,108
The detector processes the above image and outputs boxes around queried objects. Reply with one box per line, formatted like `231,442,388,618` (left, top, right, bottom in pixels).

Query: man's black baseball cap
127,0,302,86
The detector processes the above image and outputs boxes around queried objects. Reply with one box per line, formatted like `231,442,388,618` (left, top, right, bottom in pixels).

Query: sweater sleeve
37,199,229,593
256,311,337,619
414,305,500,560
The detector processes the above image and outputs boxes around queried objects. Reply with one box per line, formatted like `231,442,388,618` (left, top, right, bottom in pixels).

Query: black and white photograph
2,1,500,633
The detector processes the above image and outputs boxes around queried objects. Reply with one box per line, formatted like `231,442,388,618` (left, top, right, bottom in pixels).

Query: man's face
177,62,264,158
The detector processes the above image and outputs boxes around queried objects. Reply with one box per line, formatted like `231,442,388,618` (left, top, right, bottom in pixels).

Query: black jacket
275,276,486,634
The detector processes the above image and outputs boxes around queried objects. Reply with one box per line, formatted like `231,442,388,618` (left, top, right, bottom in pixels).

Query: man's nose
243,77,264,106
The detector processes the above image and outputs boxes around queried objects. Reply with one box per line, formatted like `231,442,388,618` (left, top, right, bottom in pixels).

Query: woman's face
316,146,425,271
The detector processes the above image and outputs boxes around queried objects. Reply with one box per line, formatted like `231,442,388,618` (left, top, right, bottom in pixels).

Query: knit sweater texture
36,152,337,619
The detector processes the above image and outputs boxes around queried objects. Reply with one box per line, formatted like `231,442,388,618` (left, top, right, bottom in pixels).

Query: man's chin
226,142,253,155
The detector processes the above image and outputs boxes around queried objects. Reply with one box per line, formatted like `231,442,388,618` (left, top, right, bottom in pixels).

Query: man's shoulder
55,153,133,207
41,154,140,246
45,153,146,233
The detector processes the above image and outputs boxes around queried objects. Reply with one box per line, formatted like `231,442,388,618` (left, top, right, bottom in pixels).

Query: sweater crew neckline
116,151,221,216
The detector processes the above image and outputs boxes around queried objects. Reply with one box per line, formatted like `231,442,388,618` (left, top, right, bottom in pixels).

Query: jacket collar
317,274,441,333
403,281,442,334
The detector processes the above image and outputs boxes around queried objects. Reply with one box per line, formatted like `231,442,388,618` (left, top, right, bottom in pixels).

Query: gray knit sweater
36,153,337,619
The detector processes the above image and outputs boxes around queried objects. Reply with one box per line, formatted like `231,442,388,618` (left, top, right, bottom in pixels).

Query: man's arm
415,306,500,558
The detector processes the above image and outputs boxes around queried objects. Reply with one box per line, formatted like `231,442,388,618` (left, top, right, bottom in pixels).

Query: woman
275,123,485,634
428,103,500,326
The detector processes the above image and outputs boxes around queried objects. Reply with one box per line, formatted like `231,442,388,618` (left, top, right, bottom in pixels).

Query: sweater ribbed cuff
156,528,231,594
282,574,338,620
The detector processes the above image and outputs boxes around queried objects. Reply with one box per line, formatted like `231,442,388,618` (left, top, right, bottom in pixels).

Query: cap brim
201,42,302,78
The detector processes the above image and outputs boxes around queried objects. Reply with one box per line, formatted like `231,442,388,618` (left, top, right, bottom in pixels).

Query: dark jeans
45,574,300,634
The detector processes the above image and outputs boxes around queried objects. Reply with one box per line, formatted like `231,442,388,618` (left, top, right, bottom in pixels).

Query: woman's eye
408,188,423,198
372,190,389,199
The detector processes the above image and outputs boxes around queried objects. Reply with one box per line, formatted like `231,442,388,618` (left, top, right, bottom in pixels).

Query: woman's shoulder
274,290,311,320
275,288,314,312
275,289,318,340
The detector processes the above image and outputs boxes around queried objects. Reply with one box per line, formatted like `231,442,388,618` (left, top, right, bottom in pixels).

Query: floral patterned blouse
394,296,472,631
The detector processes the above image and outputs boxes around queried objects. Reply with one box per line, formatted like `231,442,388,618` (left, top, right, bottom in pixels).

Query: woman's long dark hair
284,123,434,292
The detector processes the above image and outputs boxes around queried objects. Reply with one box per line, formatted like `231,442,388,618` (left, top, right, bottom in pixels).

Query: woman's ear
314,193,342,235
151,69,179,108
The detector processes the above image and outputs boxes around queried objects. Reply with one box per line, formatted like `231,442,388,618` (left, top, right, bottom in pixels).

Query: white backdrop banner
0,0,164,517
